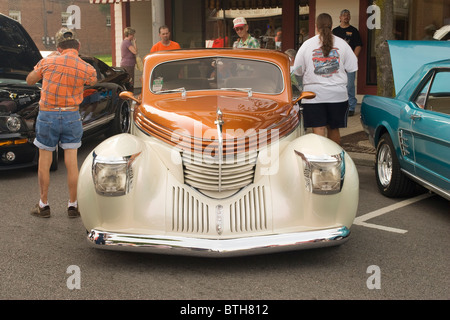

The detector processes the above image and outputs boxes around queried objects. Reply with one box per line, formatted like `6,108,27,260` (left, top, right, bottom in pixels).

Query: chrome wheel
375,133,417,198
377,143,392,188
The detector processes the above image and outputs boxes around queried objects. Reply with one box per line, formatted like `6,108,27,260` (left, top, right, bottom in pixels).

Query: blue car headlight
295,150,345,195
92,152,141,196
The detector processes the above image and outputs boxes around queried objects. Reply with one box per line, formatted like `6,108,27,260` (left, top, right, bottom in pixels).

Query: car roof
396,58,450,101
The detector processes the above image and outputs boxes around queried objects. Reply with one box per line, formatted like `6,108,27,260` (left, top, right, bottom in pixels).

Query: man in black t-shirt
333,9,362,116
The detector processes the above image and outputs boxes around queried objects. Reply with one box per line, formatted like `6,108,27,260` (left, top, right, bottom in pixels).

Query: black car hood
0,13,42,74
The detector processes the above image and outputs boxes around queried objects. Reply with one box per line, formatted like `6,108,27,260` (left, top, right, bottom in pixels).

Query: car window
414,69,450,115
83,57,105,81
150,57,284,95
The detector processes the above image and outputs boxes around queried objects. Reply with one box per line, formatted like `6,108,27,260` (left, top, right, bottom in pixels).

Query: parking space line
354,193,433,234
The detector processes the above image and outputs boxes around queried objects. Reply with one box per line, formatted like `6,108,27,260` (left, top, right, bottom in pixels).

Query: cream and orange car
77,49,359,257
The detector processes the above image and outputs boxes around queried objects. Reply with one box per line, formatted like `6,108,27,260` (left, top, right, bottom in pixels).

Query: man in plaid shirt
232,17,260,49
26,28,97,218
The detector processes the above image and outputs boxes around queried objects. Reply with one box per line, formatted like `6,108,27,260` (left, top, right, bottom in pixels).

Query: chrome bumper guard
87,227,350,257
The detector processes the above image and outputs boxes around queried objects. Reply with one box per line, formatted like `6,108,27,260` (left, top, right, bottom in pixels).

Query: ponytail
316,13,333,57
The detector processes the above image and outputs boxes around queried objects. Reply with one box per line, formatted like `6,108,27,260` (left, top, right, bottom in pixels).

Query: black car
0,13,131,171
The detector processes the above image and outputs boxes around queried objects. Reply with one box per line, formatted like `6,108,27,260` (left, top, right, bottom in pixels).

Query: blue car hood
388,40,450,95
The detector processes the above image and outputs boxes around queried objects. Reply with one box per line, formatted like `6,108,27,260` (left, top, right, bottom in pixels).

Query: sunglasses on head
234,26,244,31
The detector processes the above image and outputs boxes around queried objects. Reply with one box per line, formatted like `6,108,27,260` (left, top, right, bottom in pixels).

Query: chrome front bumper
87,227,350,257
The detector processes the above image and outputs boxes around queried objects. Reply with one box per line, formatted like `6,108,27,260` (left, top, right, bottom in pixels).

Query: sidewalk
340,104,375,167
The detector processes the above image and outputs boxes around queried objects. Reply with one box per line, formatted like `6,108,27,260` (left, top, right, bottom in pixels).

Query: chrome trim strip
401,169,450,200
83,114,115,131
215,107,224,192
87,226,350,257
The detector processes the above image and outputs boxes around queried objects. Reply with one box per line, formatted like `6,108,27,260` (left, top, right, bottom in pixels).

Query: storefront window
296,1,310,50
366,0,450,86
172,0,284,49
205,1,283,49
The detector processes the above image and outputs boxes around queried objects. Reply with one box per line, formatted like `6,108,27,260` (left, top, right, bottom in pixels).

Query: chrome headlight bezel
6,116,21,132
92,151,141,197
295,150,345,195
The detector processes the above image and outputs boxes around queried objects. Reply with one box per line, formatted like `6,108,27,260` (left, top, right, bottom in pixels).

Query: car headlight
92,152,141,196
295,150,345,195
7,116,21,132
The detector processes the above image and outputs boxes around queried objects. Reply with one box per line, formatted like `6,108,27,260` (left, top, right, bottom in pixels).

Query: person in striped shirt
26,28,97,218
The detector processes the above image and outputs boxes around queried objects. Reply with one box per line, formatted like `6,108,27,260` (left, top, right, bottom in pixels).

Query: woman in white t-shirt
293,13,358,145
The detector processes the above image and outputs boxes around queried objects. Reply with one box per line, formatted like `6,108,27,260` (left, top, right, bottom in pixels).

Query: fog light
2,151,16,162
6,151,15,161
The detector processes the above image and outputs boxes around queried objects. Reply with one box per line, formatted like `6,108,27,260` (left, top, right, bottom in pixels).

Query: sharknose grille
182,151,258,193
171,185,268,234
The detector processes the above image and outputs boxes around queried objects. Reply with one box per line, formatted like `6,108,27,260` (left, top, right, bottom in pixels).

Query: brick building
0,0,112,56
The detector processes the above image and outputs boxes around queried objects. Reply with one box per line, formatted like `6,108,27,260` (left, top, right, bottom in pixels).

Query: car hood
136,95,298,153
0,13,42,75
388,40,450,95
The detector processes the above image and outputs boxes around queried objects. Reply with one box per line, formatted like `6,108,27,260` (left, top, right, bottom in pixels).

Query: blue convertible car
361,41,450,200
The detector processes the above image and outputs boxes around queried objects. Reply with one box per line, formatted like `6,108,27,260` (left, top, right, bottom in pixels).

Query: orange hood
135,94,298,153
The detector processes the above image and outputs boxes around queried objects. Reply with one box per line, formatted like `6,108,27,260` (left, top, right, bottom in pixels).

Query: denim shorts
34,111,83,151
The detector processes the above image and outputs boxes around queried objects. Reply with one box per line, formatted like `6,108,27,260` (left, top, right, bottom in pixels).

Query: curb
348,151,375,167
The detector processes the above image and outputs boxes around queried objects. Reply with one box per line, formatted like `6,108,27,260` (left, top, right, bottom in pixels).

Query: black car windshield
150,57,284,95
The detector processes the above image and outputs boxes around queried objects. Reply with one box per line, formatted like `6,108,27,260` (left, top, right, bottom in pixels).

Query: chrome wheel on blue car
375,133,416,197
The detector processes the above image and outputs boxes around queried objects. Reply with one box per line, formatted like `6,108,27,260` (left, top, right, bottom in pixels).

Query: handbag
135,55,143,71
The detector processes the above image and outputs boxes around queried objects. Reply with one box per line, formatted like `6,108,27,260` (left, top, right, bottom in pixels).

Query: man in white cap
232,17,260,49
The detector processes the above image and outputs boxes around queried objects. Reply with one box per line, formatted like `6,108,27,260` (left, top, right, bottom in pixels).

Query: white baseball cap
233,17,247,28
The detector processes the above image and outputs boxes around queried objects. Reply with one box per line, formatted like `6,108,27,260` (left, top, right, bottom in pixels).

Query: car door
411,68,450,191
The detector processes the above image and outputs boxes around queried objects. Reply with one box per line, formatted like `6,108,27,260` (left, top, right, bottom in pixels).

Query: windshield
150,57,284,95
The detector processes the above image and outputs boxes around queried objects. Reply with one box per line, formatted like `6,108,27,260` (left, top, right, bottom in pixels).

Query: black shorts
302,101,349,129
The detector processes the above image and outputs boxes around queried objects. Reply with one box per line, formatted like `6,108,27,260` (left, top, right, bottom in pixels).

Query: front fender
77,133,168,232
264,133,359,230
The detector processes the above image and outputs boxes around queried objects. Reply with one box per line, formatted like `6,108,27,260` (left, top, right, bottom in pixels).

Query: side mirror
293,91,316,105
119,91,141,104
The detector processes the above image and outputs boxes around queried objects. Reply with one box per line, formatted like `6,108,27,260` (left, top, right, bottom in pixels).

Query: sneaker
348,110,355,116
31,204,51,218
68,206,80,218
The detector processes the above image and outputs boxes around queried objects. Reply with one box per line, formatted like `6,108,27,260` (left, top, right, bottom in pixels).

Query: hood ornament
214,107,224,126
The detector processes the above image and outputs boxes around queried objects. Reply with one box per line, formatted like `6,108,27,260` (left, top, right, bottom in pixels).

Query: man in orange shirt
26,28,97,218
150,25,181,52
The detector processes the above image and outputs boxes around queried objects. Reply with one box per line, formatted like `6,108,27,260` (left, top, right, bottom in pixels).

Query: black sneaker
68,206,80,218
31,204,51,218
348,110,355,116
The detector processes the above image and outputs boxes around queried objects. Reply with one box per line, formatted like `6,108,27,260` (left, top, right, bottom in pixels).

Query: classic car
0,13,131,171
77,48,359,257
361,41,450,200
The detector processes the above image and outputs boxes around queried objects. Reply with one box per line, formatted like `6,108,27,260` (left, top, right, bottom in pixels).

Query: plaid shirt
233,35,260,49
34,49,97,111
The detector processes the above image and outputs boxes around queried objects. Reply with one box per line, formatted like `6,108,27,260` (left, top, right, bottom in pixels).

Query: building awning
90,0,285,8
210,1,283,10
89,0,150,4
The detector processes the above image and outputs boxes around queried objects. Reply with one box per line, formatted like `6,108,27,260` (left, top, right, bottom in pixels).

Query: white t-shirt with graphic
293,34,358,104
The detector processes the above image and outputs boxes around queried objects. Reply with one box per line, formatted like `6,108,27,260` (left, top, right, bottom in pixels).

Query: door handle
410,114,422,121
